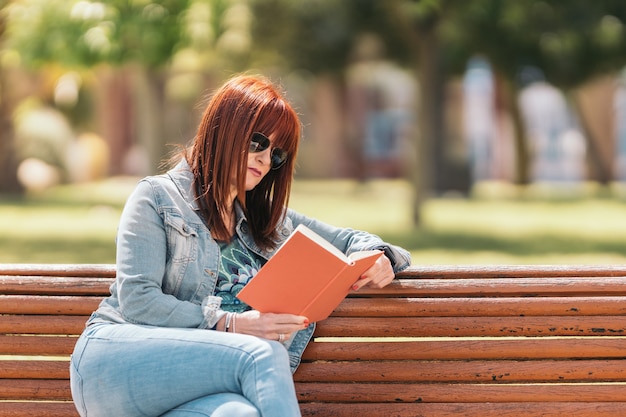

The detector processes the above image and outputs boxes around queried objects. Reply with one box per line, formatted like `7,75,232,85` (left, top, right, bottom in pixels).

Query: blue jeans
70,323,301,417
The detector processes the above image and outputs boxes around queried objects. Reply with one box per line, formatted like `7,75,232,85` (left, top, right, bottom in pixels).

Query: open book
236,224,383,322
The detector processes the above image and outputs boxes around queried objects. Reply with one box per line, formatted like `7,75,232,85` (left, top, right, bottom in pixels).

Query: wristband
224,312,233,332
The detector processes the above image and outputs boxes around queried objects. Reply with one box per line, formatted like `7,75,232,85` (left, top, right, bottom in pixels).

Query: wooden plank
333,296,626,317
0,316,87,335
0,295,102,315
397,264,626,279
5,294,626,318
314,316,626,337
300,402,626,417
301,338,626,361
295,382,626,403
293,359,626,383
0,380,71,400
3,396,626,417
0,335,77,355
0,402,79,417
0,276,113,296
354,277,626,297
0,264,115,278
0,360,70,379
4,263,626,280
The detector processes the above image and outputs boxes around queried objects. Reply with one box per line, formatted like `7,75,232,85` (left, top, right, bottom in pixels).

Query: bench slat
294,359,626,383
9,381,626,405
0,403,78,417
295,382,626,402
334,296,626,317
0,335,77,355
3,295,626,318
7,315,624,337
3,263,626,279
0,276,113,295
300,402,626,417
0,379,71,400
0,361,69,379
3,402,625,417
397,264,626,278
0,295,102,315
301,338,626,360
357,277,626,297
0,264,115,278
5,275,626,297
315,316,626,337
0,316,87,335
5,295,626,318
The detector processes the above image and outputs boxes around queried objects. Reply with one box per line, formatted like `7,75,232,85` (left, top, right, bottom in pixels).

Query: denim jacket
89,160,411,372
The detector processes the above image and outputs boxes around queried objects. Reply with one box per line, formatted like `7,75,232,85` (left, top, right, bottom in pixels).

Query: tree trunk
134,67,168,174
496,73,530,185
571,90,612,184
94,67,135,176
411,26,445,225
0,108,21,194
0,5,22,194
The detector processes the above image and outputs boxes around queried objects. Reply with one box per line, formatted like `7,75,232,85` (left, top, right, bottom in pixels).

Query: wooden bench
3,264,626,417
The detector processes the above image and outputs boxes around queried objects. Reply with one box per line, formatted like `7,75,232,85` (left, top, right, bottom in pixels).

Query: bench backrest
3,264,626,417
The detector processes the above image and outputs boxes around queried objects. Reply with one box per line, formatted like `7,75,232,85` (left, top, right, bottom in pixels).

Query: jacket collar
168,158,199,211
168,158,246,223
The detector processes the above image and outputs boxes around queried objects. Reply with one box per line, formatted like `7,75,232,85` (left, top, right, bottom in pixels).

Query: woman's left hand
351,254,395,290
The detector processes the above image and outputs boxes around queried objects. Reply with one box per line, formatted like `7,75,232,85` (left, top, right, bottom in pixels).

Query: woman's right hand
233,310,309,342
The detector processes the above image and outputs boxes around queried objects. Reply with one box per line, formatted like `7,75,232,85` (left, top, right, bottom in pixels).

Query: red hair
186,74,301,249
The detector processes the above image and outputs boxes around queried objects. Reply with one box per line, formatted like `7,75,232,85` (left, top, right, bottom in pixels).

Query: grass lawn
2,178,626,265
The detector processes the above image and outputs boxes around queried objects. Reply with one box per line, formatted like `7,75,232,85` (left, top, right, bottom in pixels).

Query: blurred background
2,0,626,265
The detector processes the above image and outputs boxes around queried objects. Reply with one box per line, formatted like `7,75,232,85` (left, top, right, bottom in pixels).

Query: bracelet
224,312,233,332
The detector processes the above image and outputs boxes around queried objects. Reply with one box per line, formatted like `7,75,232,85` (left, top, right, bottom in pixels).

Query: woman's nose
255,147,272,166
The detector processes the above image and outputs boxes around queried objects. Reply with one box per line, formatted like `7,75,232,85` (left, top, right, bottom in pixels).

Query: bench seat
2,264,626,416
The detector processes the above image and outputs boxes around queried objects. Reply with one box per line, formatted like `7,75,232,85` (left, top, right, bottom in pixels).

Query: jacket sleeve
285,208,411,273
114,179,214,328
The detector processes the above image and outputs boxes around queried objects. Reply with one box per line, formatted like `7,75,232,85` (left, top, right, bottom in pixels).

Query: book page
295,224,351,263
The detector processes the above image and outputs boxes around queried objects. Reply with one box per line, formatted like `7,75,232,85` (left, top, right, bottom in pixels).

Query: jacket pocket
163,211,198,264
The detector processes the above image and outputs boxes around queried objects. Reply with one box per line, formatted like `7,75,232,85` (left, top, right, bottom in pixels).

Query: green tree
441,0,626,184
6,0,193,174
252,0,626,223
5,0,257,175
385,0,626,221
0,0,22,194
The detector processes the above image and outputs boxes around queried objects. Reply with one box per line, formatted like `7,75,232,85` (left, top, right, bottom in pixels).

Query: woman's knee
162,393,260,417
242,339,290,371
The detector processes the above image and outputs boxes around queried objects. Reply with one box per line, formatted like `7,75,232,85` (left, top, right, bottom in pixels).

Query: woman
70,74,411,417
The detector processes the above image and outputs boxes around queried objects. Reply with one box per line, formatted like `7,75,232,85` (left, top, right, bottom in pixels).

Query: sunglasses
249,132,288,170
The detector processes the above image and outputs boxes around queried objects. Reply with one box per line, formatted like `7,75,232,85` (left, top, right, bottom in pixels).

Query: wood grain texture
3,263,626,417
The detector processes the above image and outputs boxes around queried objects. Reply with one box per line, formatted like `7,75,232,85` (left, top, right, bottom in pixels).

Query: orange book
236,224,383,322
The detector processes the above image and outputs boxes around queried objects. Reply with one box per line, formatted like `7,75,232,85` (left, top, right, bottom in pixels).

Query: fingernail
303,320,309,328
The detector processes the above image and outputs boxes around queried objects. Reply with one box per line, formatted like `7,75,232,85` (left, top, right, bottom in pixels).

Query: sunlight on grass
0,205,120,239
3,177,626,265
289,179,413,233
423,199,626,239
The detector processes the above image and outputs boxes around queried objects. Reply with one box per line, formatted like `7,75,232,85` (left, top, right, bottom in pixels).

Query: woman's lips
248,167,262,177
